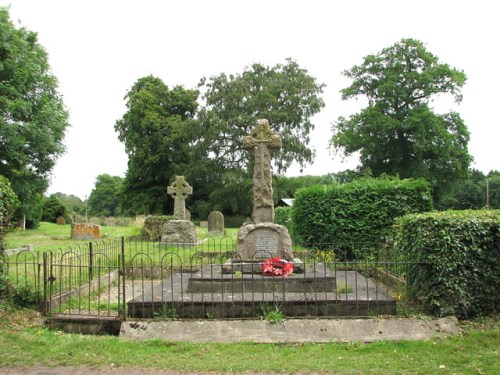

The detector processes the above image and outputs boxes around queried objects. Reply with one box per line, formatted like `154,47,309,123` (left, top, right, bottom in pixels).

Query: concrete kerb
119,316,459,343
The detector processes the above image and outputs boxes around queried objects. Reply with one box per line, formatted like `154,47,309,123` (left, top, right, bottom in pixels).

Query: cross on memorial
167,176,193,220
243,119,282,223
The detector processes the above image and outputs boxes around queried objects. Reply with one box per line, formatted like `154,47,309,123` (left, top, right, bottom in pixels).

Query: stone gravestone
208,211,224,235
71,223,101,240
167,176,192,220
56,216,66,225
224,119,302,273
161,176,196,244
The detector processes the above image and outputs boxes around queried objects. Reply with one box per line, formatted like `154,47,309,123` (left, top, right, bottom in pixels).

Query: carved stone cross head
243,118,282,152
167,175,193,220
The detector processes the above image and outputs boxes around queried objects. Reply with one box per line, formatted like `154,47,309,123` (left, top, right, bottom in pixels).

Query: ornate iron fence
3,237,422,320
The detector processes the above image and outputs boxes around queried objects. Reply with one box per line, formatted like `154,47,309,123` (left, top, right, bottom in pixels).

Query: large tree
330,39,471,202
189,59,325,218
0,8,69,226
115,76,199,214
87,174,123,217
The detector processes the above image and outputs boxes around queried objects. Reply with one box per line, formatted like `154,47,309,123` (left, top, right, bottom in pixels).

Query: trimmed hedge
292,178,432,251
395,210,500,318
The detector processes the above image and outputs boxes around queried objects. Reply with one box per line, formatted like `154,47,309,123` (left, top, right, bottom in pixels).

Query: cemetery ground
1,223,499,374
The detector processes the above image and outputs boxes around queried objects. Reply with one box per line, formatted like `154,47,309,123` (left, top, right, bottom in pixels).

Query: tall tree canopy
330,38,471,202
115,60,325,218
0,8,69,225
115,76,198,214
196,59,325,173
188,59,325,218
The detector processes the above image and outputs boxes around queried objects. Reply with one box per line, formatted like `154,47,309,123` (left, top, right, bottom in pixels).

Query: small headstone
105,217,116,226
200,221,208,228
208,211,224,235
56,216,66,225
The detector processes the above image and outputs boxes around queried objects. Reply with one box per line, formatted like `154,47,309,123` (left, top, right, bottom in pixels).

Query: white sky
2,0,499,199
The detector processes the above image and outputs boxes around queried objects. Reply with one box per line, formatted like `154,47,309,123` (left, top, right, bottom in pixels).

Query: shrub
224,215,247,228
141,215,172,240
292,177,432,257
395,210,500,317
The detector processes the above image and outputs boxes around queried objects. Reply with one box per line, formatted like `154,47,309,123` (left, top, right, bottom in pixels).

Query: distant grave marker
208,211,224,235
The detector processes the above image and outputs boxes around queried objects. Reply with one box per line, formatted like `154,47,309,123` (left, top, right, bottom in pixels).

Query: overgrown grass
0,308,498,374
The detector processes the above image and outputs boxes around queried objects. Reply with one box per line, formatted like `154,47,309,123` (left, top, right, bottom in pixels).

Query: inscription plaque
240,228,281,261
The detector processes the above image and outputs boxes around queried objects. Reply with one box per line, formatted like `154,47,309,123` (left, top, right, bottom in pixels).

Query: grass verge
0,308,498,374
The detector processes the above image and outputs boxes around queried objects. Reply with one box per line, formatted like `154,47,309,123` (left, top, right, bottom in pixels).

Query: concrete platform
127,265,397,319
119,316,459,343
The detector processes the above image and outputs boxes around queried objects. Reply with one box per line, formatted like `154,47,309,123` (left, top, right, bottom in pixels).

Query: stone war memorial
223,119,303,273
128,119,395,319
161,175,196,244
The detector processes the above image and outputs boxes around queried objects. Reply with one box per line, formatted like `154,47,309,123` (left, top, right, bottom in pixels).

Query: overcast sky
3,0,499,199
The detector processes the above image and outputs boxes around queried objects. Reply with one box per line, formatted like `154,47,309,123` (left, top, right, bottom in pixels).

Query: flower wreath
261,257,294,277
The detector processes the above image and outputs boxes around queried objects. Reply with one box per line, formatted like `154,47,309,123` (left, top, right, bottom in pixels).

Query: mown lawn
4,222,143,253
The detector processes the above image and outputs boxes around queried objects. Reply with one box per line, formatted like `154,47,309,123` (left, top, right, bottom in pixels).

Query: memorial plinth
223,222,303,273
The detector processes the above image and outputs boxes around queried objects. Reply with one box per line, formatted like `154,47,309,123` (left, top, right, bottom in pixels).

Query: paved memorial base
120,316,459,343
127,264,396,319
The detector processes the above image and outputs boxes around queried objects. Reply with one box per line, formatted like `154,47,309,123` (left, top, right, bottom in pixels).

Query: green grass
0,309,498,374
4,222,142,253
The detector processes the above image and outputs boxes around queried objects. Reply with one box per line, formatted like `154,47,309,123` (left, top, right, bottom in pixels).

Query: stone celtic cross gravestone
167,176,193,220
242,119,282,223
162,175,196,245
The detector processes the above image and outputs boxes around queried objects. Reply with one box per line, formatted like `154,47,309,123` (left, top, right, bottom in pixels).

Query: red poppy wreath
261,257,294,277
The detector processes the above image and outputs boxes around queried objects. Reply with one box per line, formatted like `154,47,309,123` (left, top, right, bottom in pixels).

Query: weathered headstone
167,176,193,220
200,221,208,228
224,119,302,273
71,223,101,240
56,216,66,225
208,211,224,235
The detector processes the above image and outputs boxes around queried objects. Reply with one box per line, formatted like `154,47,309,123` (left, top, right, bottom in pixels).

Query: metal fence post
89,242,93,280
120,236,126,320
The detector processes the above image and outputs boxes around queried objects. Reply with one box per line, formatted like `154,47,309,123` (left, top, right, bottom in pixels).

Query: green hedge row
292,178,432,250
395,210,500,318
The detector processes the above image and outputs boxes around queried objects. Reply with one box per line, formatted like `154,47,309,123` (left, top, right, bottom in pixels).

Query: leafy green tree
0,8,69,227
190,59,325,217
115,76,199,214
330,39,472,203
87,174,124,217
0,176,19,251
54,192,84,215
41,194,68,222
197,59,325,173
486,171,500,209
